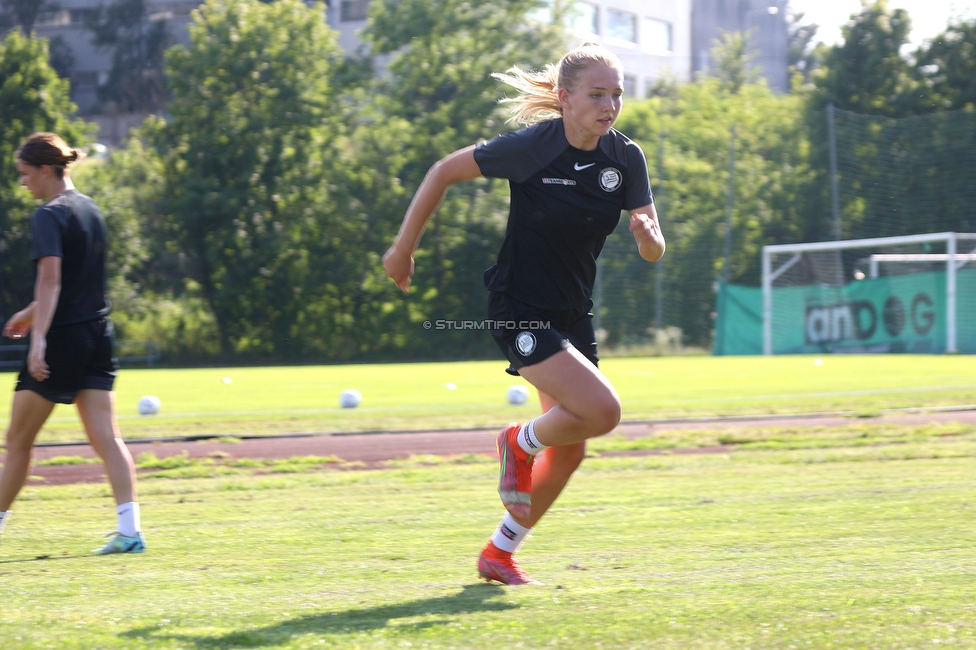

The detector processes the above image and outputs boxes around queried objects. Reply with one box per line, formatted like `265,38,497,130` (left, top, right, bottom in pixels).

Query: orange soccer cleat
496,423,534,519
477,542,541,585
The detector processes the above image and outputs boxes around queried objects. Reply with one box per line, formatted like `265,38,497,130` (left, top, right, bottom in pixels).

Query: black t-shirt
474,118,653,311
29,190,110,327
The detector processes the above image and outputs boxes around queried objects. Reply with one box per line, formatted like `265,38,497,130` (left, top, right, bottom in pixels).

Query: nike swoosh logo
574,163,595,170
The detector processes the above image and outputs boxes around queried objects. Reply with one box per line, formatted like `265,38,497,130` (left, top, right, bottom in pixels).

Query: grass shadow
120,583,516,647
0,553,93,564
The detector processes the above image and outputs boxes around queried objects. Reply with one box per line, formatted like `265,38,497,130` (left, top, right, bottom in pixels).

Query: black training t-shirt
474,118,653,311
29,190,110,327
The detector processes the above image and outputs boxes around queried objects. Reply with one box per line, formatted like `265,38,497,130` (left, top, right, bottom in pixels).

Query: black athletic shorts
488,291,599,376
16,317,117,404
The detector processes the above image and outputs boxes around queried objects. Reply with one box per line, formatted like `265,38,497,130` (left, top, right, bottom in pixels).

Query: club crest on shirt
599,167,622,192
515,331,537,357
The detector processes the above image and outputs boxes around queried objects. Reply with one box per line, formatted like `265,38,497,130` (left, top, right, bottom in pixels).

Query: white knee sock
516,419,548,456
116,502,141,537
490,513,531,553
0,511,10,536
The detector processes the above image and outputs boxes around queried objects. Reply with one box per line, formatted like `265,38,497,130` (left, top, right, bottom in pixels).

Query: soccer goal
761,232,976,355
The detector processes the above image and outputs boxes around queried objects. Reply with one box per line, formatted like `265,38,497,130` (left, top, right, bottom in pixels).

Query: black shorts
16,317,117,404
488,291,598,376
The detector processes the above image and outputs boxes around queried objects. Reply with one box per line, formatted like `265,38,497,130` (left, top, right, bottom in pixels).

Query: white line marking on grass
658,384,976,405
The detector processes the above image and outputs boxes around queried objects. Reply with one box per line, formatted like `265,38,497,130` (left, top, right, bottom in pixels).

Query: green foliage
5,0,966,360
812,0,918,116
0,30,91,319
72,127,223,360
157,0,355,359
614,75,814,346
786,11,820,83
831,106,976,239
711,30,760,94
915,19,976,112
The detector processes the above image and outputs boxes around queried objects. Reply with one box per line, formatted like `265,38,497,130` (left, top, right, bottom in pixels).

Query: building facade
691,0,789,91
31,0,196,116
330,1,695,97
18,0,785,143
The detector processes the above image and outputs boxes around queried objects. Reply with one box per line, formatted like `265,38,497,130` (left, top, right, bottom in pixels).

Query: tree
787,11,819,82
915,19,976,112
813,0,918,116
0,30,91,321
72,131,223,360
156,0,352,358
711,30,760,94
85,0,170,113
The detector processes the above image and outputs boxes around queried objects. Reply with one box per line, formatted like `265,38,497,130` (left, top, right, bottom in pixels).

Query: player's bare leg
0,391,55,512
76,389,144,554
516,347,621,447
480,389,591,585
75,390,136,505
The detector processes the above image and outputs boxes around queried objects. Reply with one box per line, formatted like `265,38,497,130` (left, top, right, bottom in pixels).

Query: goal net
761,232,976,355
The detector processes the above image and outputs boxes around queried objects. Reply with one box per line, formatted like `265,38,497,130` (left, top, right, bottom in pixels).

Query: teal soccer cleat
94,531,146,555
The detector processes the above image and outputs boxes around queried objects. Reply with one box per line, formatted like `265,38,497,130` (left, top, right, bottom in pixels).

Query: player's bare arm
383,146,483,293
628,203,665,262
2,303,35,339
27,255,61,382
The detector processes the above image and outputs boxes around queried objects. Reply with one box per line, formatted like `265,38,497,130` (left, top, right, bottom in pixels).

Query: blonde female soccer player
384,43,664,584
0,133,145,554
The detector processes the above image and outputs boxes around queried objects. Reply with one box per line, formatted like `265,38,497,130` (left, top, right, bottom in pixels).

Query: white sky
787,0,975,47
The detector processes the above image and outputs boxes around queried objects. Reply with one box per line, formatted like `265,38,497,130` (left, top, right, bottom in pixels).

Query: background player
0,132,145,554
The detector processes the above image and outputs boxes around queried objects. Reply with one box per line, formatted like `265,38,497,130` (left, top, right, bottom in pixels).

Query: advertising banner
714,269,976,355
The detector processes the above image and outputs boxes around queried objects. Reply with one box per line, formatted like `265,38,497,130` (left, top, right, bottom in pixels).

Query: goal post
761,232,976,355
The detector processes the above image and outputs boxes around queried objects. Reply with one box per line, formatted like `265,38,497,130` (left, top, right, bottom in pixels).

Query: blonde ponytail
492,43,624,125
491,64,562,125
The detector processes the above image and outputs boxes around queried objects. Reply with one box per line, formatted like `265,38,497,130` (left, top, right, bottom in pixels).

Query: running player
384,43,664,584
0,133,145,554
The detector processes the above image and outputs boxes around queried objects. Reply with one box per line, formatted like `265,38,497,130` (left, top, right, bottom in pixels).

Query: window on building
607,9,637,44
69,9,92,24
623,74,637,94
642,17,672,53
340,0,369,21
36,11,70,27
527,0,554,24
645,77,659,97
572,2,598,35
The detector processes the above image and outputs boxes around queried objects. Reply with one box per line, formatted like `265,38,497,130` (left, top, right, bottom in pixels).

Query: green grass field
2,355,976,648
2,426,976,648
2,354,974,443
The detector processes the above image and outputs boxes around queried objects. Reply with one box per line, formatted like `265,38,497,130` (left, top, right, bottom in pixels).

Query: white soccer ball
507,385,530,405
137,395,161,416
339,389,362,409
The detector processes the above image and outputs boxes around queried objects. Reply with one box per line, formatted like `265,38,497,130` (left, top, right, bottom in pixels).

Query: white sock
490,513,531,553
0,511,9,536
516,419,548,456
116,502,141,537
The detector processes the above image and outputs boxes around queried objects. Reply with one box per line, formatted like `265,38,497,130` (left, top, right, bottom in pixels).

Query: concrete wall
691,0,789,91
